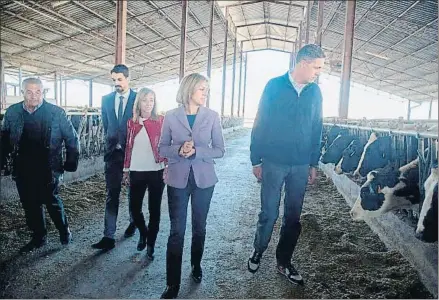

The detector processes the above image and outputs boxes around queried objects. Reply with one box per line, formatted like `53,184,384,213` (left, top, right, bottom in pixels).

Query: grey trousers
103,150,133,239
253,160,309,265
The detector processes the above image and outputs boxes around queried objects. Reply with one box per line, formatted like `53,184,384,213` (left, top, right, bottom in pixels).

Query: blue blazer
101,89,136,162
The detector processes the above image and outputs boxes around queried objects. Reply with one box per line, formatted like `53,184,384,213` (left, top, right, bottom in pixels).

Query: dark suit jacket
101,89,136,162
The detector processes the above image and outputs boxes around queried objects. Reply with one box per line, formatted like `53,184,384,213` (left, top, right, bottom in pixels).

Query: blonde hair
132,87,158,122
176,73,209,107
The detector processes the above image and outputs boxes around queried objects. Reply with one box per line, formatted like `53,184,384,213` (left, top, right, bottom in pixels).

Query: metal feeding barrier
322,122,438,225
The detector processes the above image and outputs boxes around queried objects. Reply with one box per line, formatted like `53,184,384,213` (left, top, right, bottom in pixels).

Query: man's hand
122,171,130,186
308,167,317,184
163,167,168,182
253,165,262,182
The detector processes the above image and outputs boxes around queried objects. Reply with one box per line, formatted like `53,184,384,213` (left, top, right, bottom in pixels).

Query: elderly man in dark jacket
1,77,80,253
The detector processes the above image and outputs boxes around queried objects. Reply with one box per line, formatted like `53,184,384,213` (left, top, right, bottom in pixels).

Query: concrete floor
0,128,432,299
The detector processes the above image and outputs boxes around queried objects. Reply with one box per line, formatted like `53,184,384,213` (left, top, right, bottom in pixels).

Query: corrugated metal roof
0,0,437,102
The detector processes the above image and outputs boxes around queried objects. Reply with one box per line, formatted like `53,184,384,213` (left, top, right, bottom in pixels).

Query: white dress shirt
114,89,131,119
288,72,307,96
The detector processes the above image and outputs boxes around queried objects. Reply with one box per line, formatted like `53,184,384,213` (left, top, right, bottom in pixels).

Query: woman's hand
179,140,195,158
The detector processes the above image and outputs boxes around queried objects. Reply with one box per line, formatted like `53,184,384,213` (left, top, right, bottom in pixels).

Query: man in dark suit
92,64,137,250
1,77,79,253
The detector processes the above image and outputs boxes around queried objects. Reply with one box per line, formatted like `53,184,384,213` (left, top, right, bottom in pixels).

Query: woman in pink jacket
123,87,166,259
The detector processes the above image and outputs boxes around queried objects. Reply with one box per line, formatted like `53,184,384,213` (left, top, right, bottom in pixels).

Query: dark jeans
103,149,133,239
166,168,215,286
15,174,69,239
129,170,165,247
253,160,309,266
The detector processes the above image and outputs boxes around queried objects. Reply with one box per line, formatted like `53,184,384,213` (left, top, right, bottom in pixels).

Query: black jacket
101,90,136,162
250,72,323,167
1,100,80,180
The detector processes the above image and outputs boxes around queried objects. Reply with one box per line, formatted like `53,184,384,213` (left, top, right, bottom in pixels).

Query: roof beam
372,41,438,77
131,52,236,84
14,0,153,63
321,2,342,37
282,0,294,52
244,47,291,54
370,17,438,60
330,0,379,52
346,69,435,100
263,2,269,49
2,11,123,62
354,1,421,54
2,37,109,74
236,21,298,29
3,51,97,76
214,1,237,42
241,37,295,44
239,3,254,50
187,3,223,54
63,22,227,72
147,0,201,49
220,0,303,10
72,1,168,60
322,27,428,64
81,39,231,80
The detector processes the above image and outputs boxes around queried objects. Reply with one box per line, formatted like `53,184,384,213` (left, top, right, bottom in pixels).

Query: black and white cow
350,158,420,221
322,125,349,154
335,138,366,174
320,134,355,164
415,166,438,243
353,132,392,178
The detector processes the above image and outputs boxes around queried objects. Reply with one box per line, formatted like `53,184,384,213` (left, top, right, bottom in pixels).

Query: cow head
323,126,349,153
353,133,392,178
335,138,365,174
320,134,354,164
415,167,438,243
350,159,420,221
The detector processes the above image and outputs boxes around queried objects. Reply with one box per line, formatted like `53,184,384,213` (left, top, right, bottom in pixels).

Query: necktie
118,95,124,124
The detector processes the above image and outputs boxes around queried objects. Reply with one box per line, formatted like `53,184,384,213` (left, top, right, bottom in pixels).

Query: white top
114,89,130,119
130,118,165,172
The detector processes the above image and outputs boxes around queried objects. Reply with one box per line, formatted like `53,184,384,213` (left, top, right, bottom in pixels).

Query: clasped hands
179,140,196,158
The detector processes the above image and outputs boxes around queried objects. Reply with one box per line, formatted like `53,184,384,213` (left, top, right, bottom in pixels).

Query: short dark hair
295,44,326,64
110,64,129,78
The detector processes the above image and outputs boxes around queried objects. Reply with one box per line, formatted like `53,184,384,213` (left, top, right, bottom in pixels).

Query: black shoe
247,250,262,273
124,223,136,238
19,236,47,253
146,245,154,260
191,265,202,283
137,234,147,251
160,285,180,299
91,237,115,250
60,228,72,245
277,263,304,285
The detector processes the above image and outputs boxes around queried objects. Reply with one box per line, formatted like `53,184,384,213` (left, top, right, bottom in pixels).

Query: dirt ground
0,128,433,299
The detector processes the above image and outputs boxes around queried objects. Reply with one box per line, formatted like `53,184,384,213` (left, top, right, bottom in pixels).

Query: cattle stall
65,108,103,159
321,123,437,222
319,122,438,297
